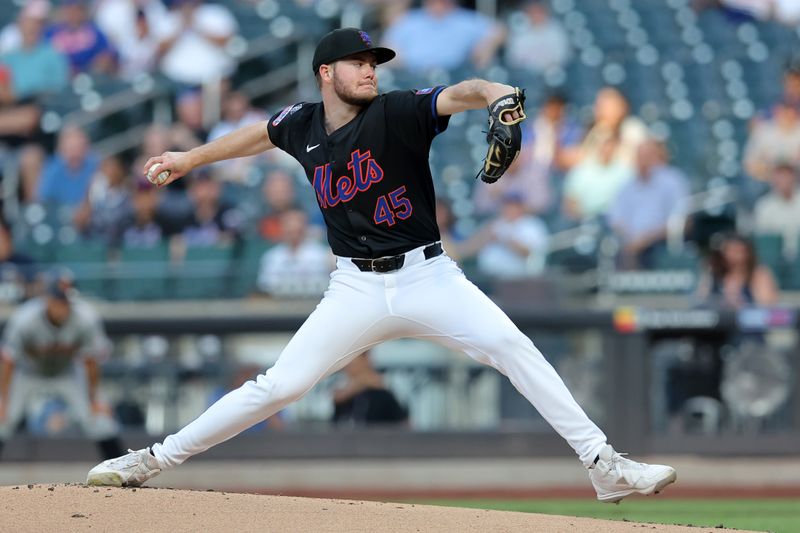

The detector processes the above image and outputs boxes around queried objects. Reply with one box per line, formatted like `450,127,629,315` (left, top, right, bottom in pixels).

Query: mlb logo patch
415,87,435,95
272,104,302,126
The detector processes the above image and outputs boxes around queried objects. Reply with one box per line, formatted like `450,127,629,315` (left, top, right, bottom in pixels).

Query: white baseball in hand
147,163,171,186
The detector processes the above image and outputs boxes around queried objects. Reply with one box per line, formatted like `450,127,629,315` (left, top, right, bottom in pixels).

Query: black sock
97,437,124,459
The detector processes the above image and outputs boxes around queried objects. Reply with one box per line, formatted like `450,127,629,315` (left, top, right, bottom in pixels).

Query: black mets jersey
267,86,450,258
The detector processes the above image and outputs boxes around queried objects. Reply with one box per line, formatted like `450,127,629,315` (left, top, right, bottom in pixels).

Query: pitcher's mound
0,485,751,532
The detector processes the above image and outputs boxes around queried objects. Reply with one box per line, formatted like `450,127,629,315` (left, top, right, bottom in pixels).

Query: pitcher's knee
481,329,534,354
253,370,312,406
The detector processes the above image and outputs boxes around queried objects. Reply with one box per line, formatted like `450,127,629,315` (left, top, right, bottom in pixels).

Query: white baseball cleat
589,444,677,503
86,448,162,487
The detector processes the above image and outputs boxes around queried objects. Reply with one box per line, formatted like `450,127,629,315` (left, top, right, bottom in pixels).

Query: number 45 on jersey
374,186,413,226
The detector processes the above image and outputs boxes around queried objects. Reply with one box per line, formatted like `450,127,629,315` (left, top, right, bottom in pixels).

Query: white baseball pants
0,369,118,440
152,246,607,468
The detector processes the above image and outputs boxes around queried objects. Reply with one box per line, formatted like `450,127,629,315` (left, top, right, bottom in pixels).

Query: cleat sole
86,472,124,487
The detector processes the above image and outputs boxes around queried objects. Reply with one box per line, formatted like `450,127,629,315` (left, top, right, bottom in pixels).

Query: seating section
7,1,800,299
171,244,236,299
113,243,171,301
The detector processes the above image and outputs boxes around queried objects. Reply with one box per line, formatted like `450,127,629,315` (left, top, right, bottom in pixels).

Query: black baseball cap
312,28,395,74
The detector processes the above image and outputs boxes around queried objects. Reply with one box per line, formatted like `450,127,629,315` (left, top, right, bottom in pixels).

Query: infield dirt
0,485,760,532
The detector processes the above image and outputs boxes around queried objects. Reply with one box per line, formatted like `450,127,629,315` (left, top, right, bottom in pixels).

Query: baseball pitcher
87,28,676,503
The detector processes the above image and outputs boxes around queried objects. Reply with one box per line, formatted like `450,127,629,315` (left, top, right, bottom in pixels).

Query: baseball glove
477,88,527,184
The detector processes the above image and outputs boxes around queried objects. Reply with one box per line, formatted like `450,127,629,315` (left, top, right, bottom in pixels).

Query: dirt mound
0,485,755,532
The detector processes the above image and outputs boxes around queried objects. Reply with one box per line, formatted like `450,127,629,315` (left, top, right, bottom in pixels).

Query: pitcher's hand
142,151,194,188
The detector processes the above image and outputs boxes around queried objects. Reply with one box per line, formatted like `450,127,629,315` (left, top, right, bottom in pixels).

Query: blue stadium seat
54,239,109,298
230,237,274,297
753,234,784,281
171,244,235,299
113,243,170,301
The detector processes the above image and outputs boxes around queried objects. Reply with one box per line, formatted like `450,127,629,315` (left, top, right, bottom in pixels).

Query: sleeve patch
415,87,435,95
272,103,303,126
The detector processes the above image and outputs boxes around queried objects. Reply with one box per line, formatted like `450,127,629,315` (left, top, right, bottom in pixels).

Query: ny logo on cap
359,31,372,46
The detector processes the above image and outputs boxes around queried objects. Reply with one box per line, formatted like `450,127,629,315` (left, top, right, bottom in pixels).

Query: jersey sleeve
384,86,451,148
266,103,306,157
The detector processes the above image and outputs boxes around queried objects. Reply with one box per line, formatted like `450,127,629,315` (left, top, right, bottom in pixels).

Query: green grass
414,499,800,532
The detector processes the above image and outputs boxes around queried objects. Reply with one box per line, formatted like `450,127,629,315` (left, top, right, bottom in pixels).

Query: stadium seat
753,234,784,281
15,230,56,265
54,239,109,298
772,236,800,290
171,244,235,299
651,246,699,271
113,243,171,301
230,237,273,298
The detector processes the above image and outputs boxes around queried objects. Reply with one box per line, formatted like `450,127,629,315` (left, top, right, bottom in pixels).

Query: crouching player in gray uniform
0,280,123,459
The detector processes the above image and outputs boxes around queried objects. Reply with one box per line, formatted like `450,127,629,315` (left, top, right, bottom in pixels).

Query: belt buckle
371,255,395,273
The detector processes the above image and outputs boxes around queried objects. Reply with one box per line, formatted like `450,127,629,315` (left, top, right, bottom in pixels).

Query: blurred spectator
0,218,36,303
170,89,207,151
258,169,300,242
16,144,46,206
473,145,551,218
560,89,648,221
669,232,781,435
0,1,51,54
179,171,242,247
155,0,238,86
781,60,800,112
573,87,648,170
744,100,800,182
382,0,506,72
435,198,465,262
0,2,68,100
696,234,779,309
332,351,408,427
608,140,690,270
754,59,800,122
110,177,172,248
96,0,168,80
467,191,550,279
0,2,68,145
208,90,261,141
142,122,172,156
358,0,413,29
207,90,264,183
74,155,132,241
529,92,583,173
0,81,41,145
562,135,634,222
753,164,800,259
505,0,570,74
256,208,333,297
38,124,98,208
45,0,116,75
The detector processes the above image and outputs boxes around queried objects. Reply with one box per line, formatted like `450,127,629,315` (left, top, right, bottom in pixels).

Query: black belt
351,242,443,273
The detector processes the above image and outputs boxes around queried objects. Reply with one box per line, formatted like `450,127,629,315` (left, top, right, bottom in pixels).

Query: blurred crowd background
1,0,800,453
1,0,800,301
